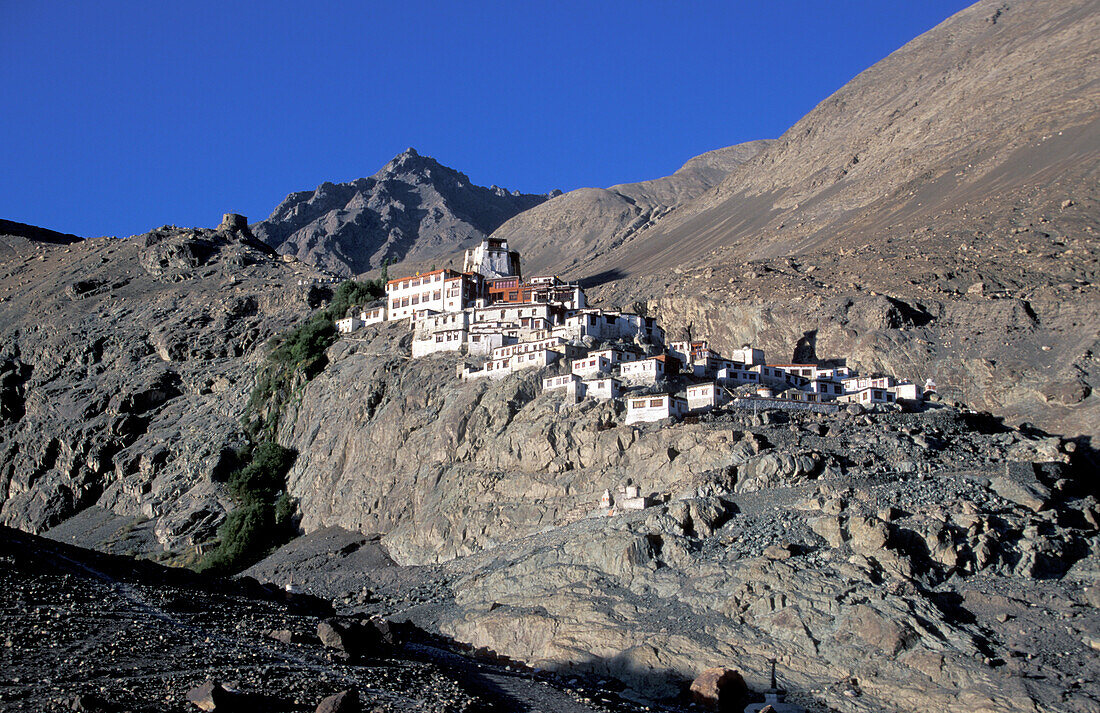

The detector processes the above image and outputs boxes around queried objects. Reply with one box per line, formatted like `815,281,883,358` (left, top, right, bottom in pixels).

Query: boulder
317,617,392,659
848,515,890,553
315,689,358,713
70,694,112,712
185,681,235,711
317,619,354,655
990,476,1051,513
810,516,847,548
689,667,747,711
763,543,796,560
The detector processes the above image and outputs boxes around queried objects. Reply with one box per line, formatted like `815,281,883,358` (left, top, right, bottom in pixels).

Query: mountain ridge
252,148,557,276
490,140,773,276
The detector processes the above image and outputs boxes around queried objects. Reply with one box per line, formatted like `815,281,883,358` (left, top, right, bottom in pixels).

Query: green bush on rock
199,279,383,575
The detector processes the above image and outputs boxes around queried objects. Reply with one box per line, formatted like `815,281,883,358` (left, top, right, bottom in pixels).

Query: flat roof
386,268,460,286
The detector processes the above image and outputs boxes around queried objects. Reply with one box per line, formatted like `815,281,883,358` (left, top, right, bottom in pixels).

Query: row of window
630,398,667,408
391,291,444,309
391,273,446,291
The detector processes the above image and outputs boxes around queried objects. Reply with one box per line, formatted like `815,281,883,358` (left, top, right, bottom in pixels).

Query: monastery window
434,291,441,300
436,336,444,342
650,398,663,407
412,295,420,305
401,298,409,307
631,400,646,408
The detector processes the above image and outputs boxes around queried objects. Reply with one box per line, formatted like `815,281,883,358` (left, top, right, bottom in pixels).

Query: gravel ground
0,526,689,713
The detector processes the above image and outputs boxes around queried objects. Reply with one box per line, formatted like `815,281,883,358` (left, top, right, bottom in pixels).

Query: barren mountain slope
0,218,324,551
252,148,555,277
554,0,1100,439
490,141,771,276
576,0,1099,277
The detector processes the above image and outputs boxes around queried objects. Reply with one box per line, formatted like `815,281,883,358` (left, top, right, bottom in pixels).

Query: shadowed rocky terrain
0,217,325,551
2,526,679,713
252,148,557,277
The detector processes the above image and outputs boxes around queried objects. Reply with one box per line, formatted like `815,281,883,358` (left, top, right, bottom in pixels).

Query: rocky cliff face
252,148,557,277
0,218,324,552
260,320,1098,712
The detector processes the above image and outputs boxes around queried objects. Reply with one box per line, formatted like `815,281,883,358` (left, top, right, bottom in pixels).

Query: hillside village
336,238,934,427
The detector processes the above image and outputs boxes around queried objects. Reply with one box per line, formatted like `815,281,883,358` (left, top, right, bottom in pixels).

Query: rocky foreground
1,526,691,713
239,323,1100,713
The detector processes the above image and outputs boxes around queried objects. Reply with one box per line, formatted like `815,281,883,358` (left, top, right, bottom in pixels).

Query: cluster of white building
335,239,932,426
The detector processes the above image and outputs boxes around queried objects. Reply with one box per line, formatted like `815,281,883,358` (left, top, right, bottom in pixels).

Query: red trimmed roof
387,268,460,286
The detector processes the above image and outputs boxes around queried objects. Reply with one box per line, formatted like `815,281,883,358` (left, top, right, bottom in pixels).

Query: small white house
415,310,470,336
808,379,844,400
361,305,387,326
752,364,810,389
625,394,688,424
813,365,851,380
571,354,610,378
582,377,622,400
411,328,467,358
842,375,895,393
730,345,765,365
686,383,721,412
468,330,512,357
509,348,562,375
492,337,566,361
618,484,652,510
889,382,922,401
693,356,735,379
336,316,363,334
543,373,581,392
618,355,676,385
837,387,896,406
589,348,639,366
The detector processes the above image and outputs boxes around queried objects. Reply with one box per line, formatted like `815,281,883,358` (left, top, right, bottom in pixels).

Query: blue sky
0,1,972,238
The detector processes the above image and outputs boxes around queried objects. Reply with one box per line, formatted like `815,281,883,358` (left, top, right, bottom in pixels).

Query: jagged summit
252,149,553,276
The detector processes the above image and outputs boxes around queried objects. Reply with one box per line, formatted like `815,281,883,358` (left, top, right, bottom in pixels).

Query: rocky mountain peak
252,150,551,276
377,146,438,178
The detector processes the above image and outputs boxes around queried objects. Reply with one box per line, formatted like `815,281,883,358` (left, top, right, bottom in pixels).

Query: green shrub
200,278,381,576
269,313,337,368
274,492,296,531
197,501,273,575
325,279,384,320
227,442,296,504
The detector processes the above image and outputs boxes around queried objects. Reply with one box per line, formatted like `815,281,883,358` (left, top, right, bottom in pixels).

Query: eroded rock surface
258,322,1099,713
0,221,319,553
